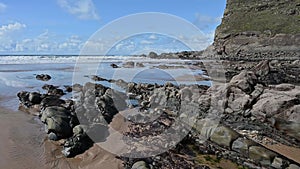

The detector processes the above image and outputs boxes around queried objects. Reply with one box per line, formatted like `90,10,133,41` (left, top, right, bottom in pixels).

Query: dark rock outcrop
36,74,51,81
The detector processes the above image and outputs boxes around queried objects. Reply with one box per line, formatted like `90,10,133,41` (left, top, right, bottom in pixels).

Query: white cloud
0,2,7,13
57,0,99,20
58,35,83,51
140,40,154,45
194,13,222,33
0,22,26,36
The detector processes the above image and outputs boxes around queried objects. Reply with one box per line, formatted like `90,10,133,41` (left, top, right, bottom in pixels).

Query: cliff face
212,0,300,59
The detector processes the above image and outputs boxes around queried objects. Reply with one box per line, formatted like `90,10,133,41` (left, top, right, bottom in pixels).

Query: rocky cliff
211,0,300,59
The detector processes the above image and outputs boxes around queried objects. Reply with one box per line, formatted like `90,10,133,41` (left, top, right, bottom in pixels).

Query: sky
0,0,226,55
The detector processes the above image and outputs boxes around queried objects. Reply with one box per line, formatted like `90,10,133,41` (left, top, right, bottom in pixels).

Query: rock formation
212,0,300,59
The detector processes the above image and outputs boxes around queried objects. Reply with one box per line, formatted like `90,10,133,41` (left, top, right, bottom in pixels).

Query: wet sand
0,107,47,169
0,106,123,169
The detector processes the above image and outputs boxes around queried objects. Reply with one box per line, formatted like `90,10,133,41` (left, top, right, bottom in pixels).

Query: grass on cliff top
217,0,300,35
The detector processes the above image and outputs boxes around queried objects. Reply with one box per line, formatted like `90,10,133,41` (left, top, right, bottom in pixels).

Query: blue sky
0,0,226,55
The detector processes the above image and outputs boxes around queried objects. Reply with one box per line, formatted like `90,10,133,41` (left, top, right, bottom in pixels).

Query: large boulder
41,106,73,138
249,146,277,166
232,138,256,156
210,126,239,148
229,71,257,94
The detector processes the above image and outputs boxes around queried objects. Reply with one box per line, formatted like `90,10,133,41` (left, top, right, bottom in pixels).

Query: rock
48,132,58,141
131,161,149,169
41,106,73,138
253,60,270,77
36,74,51,81
123,61,135,68
86,123,109,142
274,83,295,91
136,62,145,67
64,85,73,92
40,96,65,107
273,119,300,141
51,88,64,96
250,84,264,99
227,87,251,113
229,71,257,94
110,63,119,68
291,60,300,66
251,86,300,121
232,138,256,156
210,126,239,147
28,92,42,104
72,125,88,136
62,133,93,157
249,146,277,166
17,91,30,107
91,75,108,81
148,52,158,58
287,164,300,169
271,157,283,169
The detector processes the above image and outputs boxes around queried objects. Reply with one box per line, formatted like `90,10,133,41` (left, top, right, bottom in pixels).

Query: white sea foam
0,55,191,64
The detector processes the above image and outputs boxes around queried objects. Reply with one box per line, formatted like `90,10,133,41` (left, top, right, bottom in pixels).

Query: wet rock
72,83,83,92
210,126,239,147
136,62,145,67
91,75,108,81
110,63,119,68
28,92,42,104
249,146,277,166
64,85,73,92
40,96,65,107
41,106,73,138
42,84,64,96
36,74,51,81
17,91,30,106
131,161,149,169
123,61,135,68
48,132,58,141
62,132,93,157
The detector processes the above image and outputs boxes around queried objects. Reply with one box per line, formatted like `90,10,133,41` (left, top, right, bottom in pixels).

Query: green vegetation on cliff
216,0,300,37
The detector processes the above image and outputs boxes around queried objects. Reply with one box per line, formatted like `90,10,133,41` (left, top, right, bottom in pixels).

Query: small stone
48,132,58,141
271,157,283,169
131,161,149,169
110,63,119,68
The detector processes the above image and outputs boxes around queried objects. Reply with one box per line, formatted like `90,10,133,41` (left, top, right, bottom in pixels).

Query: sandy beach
0,105,124,169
